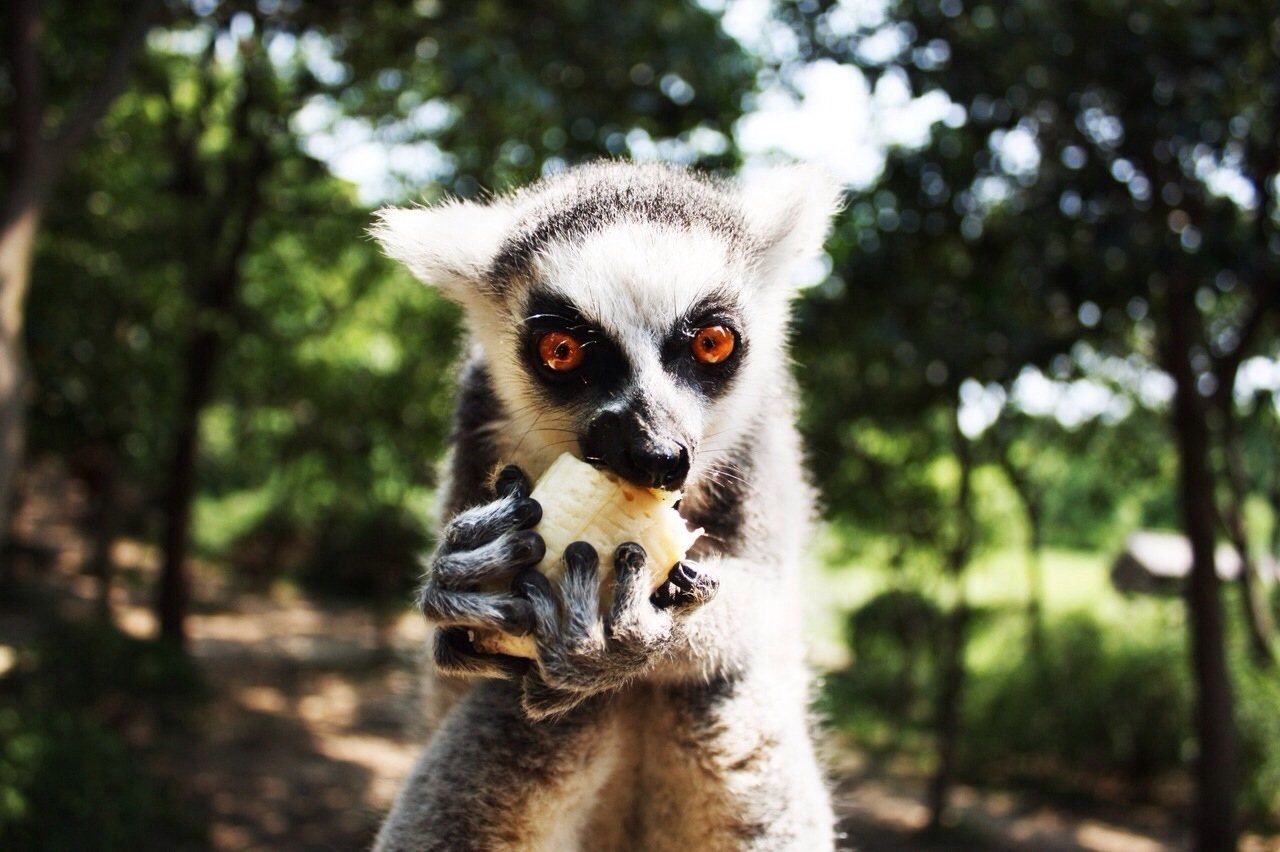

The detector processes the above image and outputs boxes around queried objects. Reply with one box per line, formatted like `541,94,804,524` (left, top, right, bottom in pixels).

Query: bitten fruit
474,453,703,658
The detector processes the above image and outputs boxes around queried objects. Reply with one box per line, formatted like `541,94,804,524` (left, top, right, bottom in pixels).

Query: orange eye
538,331,585,371
691,325,735,364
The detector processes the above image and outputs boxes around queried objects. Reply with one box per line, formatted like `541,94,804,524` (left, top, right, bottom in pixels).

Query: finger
434,530,546,587
444,497,542,551
433,627,530,680
419,586,536,635
609,541,652,623
494,464,532,500
512,567,560,638
560,541,602,642
652,561,719,610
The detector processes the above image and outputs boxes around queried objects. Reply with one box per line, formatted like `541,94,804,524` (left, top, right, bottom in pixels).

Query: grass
809,528,1280,830
803,531,1183,670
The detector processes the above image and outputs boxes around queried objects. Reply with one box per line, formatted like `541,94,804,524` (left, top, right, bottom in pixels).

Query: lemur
371,161,841,851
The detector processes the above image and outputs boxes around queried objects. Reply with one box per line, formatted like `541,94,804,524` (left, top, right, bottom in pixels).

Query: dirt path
146,590,1207,852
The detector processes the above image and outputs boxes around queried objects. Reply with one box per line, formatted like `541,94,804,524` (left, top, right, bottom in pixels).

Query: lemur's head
375,162,840,491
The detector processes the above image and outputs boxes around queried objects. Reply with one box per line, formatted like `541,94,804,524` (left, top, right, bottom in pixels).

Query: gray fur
373,161,841,851
489,162,753,286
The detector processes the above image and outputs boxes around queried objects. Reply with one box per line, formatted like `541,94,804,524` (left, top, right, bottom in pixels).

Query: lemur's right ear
371,201,516,311
738,165,844,290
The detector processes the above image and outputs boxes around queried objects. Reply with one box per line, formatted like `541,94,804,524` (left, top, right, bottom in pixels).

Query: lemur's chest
573,683,749,852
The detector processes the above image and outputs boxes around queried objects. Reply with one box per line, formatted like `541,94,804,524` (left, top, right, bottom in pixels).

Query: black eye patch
520,292,630,404
661,296,747,399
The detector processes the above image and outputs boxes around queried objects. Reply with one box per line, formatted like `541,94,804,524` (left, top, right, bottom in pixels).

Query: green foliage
336,0,752,192
961,612,1190,784
823,586,1280,830
0,709,154,851
14,620,205,712
296,505,429,599
0,621,206,848
1235,662,1280,829
837,588,945,725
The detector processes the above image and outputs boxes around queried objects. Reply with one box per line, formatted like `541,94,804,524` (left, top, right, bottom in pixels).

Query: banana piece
473,453,703,658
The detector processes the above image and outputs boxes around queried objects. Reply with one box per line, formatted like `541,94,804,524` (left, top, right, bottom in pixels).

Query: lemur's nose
582,410,691,491
626,443,690,491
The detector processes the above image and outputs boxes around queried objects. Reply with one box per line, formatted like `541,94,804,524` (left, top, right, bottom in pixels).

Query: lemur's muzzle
581,409,691,491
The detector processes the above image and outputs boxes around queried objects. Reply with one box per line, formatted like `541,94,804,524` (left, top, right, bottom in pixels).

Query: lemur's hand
513,540,719,719
423,465,544,679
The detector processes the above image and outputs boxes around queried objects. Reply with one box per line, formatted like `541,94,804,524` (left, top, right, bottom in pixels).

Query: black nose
582,410,692,491
626,442,690,491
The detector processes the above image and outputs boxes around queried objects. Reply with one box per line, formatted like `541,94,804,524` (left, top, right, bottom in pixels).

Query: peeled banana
472,453,703,658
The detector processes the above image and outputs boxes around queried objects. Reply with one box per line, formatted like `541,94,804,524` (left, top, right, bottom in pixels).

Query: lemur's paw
512,541,674,703
651,560,719,610
432,626,531,679
418,465,545,655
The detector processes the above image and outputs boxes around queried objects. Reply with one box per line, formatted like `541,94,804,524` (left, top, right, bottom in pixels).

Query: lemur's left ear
371,200,516,313
738,164,844,287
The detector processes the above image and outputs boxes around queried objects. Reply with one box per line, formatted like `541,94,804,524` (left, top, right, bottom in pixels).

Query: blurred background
1,0,1278,849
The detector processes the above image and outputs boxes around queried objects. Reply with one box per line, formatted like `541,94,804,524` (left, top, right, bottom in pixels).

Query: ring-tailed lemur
372,161,841,851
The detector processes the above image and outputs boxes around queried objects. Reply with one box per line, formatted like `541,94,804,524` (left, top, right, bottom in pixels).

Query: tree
25,0,755,644
0,0,158,545
779,0,1279,845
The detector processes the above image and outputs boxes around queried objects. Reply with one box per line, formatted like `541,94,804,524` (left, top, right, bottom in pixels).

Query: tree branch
1213,280,1279,411
5,0,44,174
47,0,161,175
1,0,47,231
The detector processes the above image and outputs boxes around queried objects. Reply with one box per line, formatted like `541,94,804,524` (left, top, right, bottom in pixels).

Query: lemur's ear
738,165,843,287
371,201,515,310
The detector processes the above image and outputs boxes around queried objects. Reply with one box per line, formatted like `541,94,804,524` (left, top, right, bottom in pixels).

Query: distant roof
1111,530,1279,595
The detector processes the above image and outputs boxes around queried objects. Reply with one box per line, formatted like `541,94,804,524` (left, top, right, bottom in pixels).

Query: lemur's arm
420,465,543,681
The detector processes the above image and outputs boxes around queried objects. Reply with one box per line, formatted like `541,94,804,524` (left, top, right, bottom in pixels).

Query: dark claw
513,567,554,601
612,541,647,576
667,561,698,591
511,530,547,566
494,464,531,500
651,561,718,610
500,597,537,636
562,540,599,583
511,497,542,529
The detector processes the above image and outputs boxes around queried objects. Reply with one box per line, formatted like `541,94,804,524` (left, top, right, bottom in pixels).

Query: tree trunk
1220,411,1277,667
926,585,969,833
156,328,220,645
1166,278,1240,852
0,0,156,543
926,403,976,833
1271,473,1280,560
152,46,272,645
72,441,121,616
1024,510,1044,658
0,210,39,542
997,447,1045,656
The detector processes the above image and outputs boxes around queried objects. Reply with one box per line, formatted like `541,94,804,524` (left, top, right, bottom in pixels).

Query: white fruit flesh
472,453,703,658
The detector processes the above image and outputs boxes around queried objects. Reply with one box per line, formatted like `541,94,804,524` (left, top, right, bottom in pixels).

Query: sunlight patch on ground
317,733,420,808
1075,822,1169,852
